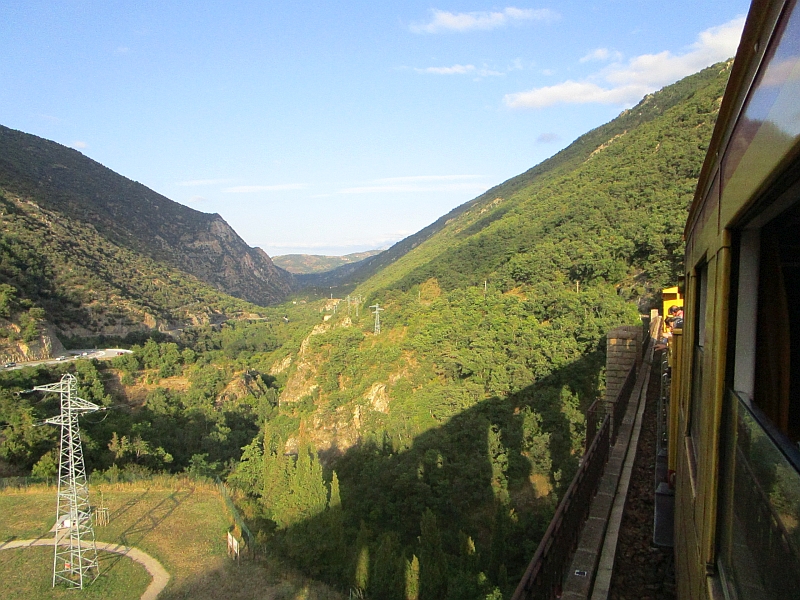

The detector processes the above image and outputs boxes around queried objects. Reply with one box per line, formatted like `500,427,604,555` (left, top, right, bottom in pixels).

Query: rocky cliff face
0,125,294,305
0,320,65,363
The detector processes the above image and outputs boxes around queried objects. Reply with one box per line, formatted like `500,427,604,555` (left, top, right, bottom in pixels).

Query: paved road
3,348,133,371
0,537,169,600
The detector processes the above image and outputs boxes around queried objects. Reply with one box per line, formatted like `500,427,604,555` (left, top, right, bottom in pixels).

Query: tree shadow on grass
101,487,193,575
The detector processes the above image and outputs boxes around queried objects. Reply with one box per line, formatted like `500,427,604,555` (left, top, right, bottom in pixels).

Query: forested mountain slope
0,125,294,306
0,189,268,349
355,62,729,301
315,62,729,291
0,62,732,600
228,62,731,597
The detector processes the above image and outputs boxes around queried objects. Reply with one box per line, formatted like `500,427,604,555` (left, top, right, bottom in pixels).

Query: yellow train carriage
662,286,684,319
670,0,800,598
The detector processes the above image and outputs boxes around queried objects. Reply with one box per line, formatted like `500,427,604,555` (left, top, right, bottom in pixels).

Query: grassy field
1,547,150,600
0,478,342,600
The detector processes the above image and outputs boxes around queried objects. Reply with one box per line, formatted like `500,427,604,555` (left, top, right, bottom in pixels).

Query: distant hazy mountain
0,125,294,306
273,250,382,274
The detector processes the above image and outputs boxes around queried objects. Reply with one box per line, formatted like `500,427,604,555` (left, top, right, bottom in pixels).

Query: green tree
0,283,17,318
418,509,447,600
487,424,509,504
405,555,420,600
354,521,370,593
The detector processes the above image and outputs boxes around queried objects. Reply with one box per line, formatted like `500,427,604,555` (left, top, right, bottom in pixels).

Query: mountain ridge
0,125,294,306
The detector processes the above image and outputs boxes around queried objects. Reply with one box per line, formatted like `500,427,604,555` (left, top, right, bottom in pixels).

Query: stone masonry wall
605,325,642,403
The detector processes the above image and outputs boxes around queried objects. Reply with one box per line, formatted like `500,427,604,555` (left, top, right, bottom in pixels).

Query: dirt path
0,538,169,600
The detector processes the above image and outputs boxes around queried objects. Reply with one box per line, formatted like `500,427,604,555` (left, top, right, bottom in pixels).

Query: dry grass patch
1,479,342,600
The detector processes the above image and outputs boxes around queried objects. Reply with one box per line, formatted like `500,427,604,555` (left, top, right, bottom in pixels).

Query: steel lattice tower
36,373,101,589
370,303,384,334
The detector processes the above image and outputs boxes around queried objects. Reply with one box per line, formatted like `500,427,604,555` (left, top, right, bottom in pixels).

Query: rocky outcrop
0,320,65,362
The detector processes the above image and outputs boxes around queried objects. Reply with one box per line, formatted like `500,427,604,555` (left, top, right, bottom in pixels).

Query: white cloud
411,7,558,34
176,178,232,187
415,64,505,77
505,16,745,109
580,48,622,63
417,64,476,75
223,184,307,193
71,141,88,149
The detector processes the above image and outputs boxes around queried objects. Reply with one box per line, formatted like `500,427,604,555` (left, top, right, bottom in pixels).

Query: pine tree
418,508,447,600
288,444,328,523
329,470,342,509
405,555,420,600
372,533,404,600
487,424,509,504
354,520,371,593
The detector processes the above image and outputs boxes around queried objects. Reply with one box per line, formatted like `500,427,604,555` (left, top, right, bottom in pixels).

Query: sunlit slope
354,61,730,302
272,61,730,462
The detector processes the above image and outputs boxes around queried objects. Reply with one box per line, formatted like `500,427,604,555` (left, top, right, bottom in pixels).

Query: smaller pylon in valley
35,373,102,589
370,303,384,334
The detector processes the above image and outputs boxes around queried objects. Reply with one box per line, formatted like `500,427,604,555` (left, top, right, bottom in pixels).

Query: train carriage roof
687,0,793,237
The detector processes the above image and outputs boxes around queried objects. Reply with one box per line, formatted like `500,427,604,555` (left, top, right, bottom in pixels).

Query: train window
689,262,708,471
718,198,800,599
754,201,800,442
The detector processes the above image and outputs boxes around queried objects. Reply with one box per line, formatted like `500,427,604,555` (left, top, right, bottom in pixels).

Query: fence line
0,476,55,490
511,414,611,600
215,477,255,557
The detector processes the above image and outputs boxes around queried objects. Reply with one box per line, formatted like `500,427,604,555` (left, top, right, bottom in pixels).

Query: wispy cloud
372,175,483,183
340,175,487,193
536,132,560,143
71,141,88,149
417,64,475,75
415,64,504,77
185,196,208,203
223,184,307,193
176,178,233,187
411,7,558,34
114,46,130,55
579,48,622,63
505,16,744,109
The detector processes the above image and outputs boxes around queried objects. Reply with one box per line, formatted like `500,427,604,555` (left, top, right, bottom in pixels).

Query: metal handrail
513,355,639,600
511,414,611,600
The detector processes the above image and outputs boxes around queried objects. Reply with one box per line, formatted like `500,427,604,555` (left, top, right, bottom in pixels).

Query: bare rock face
0,320,65,362
0,125,295,306
179,215,295,305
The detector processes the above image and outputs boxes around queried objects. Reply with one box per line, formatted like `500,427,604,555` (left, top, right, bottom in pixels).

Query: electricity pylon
370,303,384,334
36,374,101,589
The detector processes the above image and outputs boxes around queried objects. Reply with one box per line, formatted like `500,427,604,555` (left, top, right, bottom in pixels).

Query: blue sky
1,1,750,256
